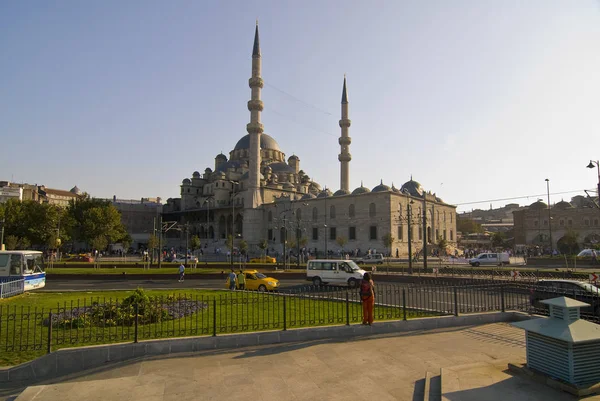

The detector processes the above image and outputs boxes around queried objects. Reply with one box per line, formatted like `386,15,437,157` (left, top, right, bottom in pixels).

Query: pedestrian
178,263,185,282
359,272,375,325
228,269,237,291
237,270,246,290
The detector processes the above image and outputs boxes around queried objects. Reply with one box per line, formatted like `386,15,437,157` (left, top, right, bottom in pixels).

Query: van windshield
346,260,360,271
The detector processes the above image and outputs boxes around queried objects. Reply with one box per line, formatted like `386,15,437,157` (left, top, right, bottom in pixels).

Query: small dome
215,160,241,173
372,180,391,193
554,200,573,210
204,167,212,174
70,186,82,195
309,182,321,192
288,154,299,161
182,178,191,185
268,162,294,173
234,134,281,152
333,189,350,197
216,153,227,160
283,182,295,190
529,200,547,210
317,188,332,198
301,193,316,200
391,183,400,193
400,179,424,197
192,171,200,178
352,181,371,195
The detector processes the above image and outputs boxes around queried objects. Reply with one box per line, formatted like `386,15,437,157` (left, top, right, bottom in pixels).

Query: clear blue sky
2,1,600,212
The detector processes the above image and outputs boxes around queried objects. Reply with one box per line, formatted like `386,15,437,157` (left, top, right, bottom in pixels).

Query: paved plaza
3,322,596,401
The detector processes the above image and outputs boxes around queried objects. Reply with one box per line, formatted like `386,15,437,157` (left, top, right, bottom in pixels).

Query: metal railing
0,279,24,299
2,282,599,363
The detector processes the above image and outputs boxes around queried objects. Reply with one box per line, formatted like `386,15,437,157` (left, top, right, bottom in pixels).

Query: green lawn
0,289,427,367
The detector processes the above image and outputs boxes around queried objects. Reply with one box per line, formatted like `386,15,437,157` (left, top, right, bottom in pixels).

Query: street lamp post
0,217,5,251
402,189,414,275
545,178,553,255
587,160,600,208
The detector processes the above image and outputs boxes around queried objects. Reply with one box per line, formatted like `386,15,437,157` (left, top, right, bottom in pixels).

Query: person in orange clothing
359,272,375,325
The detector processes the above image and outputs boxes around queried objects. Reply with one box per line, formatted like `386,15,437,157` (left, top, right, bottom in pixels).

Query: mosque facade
162,24,457,257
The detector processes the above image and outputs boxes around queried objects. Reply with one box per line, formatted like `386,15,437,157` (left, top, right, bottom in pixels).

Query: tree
288,238,297,250
147,234,159,252
491,232,506,249
382,233,395,256
336,236,348,252
5,235,18,250
457,217,483,234
258,239,268,256
239,240,248,256
120,233,133,254
299,236,308,248
190,235,201,252
557,230,580,255
226,234,234,251
65,196,126,249
90,236,108,252
437,238,448,255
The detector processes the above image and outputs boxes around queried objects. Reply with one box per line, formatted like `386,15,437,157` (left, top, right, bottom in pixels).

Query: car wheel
348,278,358,288
474,262,480,267
312,277,322,286
258,284,267,292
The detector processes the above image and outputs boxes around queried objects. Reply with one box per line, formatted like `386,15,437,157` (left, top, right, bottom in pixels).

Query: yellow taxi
249,256,276,264
225,269,279,291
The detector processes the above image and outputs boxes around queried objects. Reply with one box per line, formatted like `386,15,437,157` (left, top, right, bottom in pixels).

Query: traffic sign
433,268,438,274
590,273,598,282
511,270,520,279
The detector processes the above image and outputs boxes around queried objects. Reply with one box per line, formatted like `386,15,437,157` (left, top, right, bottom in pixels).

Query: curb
0,311,531,388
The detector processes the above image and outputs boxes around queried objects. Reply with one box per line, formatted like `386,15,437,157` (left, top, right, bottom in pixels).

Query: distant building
107,196,163,250
0,181,83,206
513,196,600,250
0,185,23,203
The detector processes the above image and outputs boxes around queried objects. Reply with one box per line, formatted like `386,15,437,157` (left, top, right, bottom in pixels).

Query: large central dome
234,134,280,151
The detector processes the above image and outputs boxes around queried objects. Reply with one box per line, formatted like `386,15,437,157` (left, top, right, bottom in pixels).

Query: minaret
338,75,352,192
246,21,264,208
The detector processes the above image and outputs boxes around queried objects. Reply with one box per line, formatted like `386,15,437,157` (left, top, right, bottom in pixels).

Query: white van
306,259,367,287
469,252,510,267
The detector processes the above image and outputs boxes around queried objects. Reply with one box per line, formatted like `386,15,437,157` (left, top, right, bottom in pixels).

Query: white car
577,249,597,257
354,253,384,265
173,255,198,263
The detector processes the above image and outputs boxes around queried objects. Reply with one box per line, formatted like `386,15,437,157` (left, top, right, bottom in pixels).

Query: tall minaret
246,21,264,208
338,75,352,192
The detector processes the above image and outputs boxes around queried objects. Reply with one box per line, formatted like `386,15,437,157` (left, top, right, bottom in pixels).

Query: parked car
173,255,198,263
224,269,279,291
249,256,276,264
530,279,600,316
65,255,94,263
577,249,597,258
354,253,384,265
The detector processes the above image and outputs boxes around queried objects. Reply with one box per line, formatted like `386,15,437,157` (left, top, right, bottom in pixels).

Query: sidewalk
4,323,589,401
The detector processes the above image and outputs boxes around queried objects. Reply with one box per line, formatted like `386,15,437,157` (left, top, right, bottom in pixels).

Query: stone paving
2,323,594,401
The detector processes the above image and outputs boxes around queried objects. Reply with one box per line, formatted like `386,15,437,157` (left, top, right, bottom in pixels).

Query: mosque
162,24,457,258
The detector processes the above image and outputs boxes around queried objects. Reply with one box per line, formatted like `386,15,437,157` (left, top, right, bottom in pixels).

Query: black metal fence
1,282,599,363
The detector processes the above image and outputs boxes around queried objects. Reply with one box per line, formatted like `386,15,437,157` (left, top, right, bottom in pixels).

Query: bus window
9,255,22,275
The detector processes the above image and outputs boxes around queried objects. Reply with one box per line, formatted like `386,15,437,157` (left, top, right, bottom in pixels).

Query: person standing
237,270,246,290
178,263,185,282
228,269,237,291
359,272,375,325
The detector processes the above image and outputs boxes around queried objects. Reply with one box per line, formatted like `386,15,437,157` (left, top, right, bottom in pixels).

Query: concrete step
424,370,441,401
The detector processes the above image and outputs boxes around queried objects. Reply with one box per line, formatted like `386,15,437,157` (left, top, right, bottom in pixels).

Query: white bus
0,250,46,293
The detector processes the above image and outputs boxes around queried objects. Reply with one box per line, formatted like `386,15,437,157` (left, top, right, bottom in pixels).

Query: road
42,278,311,291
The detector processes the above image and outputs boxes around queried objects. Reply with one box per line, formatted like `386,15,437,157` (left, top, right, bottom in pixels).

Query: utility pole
423,198,428,269
407,201,413,275
158,215,163,269
185,223,189,267
0,218,5,251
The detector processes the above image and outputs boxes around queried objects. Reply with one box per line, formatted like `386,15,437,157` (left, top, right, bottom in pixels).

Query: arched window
369,203,376,218
349,204,355,218
312,207,318,222
296,208,302,220
268,211,273,222
330,205,336,219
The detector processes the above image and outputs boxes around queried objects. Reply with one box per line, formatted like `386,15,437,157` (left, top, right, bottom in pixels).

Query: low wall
0,311,531,388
